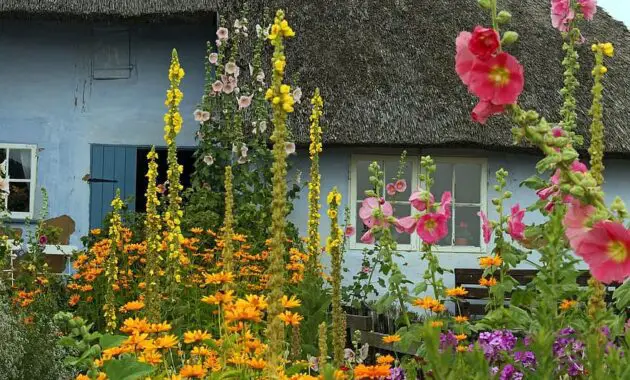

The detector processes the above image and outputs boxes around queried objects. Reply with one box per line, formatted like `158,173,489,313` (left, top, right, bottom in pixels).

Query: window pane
356,160,377,199
8,182,30,212
454,206,481,247
455,163,481,204
385,159,412,199
0,149,6,166
392,203,411,245
437,219,453,247
433,163,453,201
9,149,31,179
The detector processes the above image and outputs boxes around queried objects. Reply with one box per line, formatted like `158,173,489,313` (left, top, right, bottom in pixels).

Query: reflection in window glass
454,206,481,247
356,161,375,199
9,149,31,179
7,182,30,212
433,163,452,201
455,164,481,204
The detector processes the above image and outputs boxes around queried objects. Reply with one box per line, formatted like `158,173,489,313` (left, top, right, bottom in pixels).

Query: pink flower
576,220,630,284
468,26,500,59
550,0,575,31
360,230,375,244
409,191,434,212
578,0,597,21
564,199,596,252
471,100,505,124
225,62,238,75
537,160,588,210
344,226,356,237
455,31,476,86
216,27,229,41
507,204,526,241
469,52,525,106
386,183,396,196
238,95,253,110
361,266,371,274
209,53,218,64
417,213,448,244
359,197,393,228
193,109,210,122
478,211,492,244
551,126,565,137
212,80,224,93
395,179,407,193
223,81,235,94
39,235,48,246
395,216,418,234
439,191,452,219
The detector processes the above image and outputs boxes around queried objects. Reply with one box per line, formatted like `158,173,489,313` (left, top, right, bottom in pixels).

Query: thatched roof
3,0,630,155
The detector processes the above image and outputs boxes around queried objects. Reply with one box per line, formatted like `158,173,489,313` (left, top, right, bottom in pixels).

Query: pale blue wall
288,147,630,293
0,19,212,244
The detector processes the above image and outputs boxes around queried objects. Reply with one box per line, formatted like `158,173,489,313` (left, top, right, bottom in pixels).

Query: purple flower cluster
439,330,459,351
499,364,524,380
478,330,517,361
553,328,585,377
388,367,405,380
514,351,536,368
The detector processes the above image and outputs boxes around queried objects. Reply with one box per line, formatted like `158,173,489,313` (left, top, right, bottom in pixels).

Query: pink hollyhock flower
223,82,235,94
361,266,371,274
576,220,630,284
209,53,218,64
39,235,48,246
395,216,418,234
360,230,375,244
551,0,575,32
212,80,224,93
395,179,407,193
469,52,525,106
471,100,505,124
563,199,596,252
578,0,597,21
344,226,356,237
359,197,393,228
216,27,229,41
455,31,476,86
386,183,396,196
478,211,492,244
551,126,565,137
537,160,588,210
410,191,434,212
468,26,500,59
439,191,452,219
238,95,253,110
417,213,448,244
507,204,526,241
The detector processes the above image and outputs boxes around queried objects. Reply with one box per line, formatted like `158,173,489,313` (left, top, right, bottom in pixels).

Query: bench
454,268,619,318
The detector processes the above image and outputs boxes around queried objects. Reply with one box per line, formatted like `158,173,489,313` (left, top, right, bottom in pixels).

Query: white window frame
349,155,487,253
0,143,38,220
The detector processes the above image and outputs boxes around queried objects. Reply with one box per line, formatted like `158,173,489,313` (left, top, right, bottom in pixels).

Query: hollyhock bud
501,31,519,46
469,26,500,59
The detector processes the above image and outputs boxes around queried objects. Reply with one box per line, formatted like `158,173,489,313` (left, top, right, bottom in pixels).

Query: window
349,155,487,252
0,144,37,219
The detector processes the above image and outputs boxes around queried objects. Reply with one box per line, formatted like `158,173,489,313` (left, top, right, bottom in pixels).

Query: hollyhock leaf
613,281,630,310
520,175,547,190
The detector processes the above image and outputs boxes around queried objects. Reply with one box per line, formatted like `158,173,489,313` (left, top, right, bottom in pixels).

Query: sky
598,0,630,26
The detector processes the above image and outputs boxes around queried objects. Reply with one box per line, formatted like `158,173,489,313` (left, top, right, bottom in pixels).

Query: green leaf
99,334,127,350
413,282,428,295
103,357,154,380
613,280,630,310
520,175,546,190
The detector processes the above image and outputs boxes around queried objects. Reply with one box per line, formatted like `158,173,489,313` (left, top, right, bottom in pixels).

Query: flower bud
504,191,512,199
569,186,585,198
497,11,512,24
478,0,492,10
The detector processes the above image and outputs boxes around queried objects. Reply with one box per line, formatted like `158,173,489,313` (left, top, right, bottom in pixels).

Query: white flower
193,109,204,122
238,95,253,110
237,155,248,164
240,145,249,157
208,53,218,64
223,82,235,94
232,143,239,153
201,111,210,122
249,64,254,76
292,87,303,103
225,62,238,75
234,19,242,29
212,80,223,93
215,39,222,47
256,70,265,83
216,27,229,41
258,121,267,133
285,142,296,155
203,155,214,166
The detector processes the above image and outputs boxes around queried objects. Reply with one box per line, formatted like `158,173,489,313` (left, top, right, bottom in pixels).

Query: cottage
1,0,630,287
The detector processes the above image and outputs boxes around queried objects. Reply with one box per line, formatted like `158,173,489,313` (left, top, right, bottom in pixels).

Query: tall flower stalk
318,322,328,368
103,190,123,333
163,49,186,294
326,188,344,367
221,165,235,291
588,42,613,186
305,88,324,279
144,147,162,322
263,10,296,377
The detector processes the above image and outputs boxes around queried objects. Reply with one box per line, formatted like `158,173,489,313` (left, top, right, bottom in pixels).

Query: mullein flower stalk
291,325,302,360
103,190,123,333
559,21,581,134
318,322,328,368
144,147,162,322
264,10,296,378
305,89,324,279
586,42,613,323
327,188,344,367
163,50,186,294
221,166,235,291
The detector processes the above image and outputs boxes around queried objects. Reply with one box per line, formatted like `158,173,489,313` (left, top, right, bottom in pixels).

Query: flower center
488,65,511,87
425,219,436,231
607,240,628,263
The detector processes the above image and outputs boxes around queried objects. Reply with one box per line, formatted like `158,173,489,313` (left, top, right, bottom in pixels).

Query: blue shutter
89,145,137,228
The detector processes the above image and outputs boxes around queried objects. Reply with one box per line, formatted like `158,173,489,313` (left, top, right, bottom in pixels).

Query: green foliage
103,357,154,380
